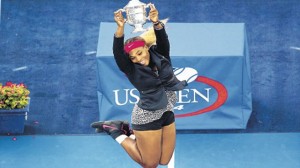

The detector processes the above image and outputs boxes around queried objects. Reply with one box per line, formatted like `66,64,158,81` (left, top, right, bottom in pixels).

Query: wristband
153,21,161,26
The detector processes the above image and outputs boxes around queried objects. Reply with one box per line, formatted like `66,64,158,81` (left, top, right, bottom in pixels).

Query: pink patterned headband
124,40,145,54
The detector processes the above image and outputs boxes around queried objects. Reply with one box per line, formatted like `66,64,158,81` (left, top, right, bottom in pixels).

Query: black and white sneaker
91,120,130,139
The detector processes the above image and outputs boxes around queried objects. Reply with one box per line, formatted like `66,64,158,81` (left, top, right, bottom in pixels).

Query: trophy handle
114,8,126,13
145,3,154,21
114,8,127,23
146,3,155,9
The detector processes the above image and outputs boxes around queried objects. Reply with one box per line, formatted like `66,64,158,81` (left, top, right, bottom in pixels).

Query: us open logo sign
173,67,228,118
112,67,228,118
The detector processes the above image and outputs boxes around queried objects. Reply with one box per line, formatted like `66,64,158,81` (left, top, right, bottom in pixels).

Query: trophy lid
124,0,146,8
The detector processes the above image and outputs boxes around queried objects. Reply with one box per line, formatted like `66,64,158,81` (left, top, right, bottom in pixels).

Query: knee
142,161,159,168
159,160,170,166
159,156,173,166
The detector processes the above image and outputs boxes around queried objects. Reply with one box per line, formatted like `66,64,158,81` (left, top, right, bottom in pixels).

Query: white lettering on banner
113,89,140,105
113,88,211,106
177,88,211,103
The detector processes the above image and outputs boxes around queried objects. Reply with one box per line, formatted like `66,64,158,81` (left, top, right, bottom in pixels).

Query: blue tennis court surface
1,1,300,167
1,133,299,168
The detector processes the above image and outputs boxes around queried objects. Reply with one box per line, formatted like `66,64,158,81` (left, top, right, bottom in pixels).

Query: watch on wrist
153,21,164,27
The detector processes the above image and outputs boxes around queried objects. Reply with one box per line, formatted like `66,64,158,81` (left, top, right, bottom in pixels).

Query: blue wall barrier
0,0,299,134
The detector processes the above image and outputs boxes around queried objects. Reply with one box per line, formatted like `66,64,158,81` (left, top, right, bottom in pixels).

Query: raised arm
113,10,133,74
114,10,125,38
149,4,170,60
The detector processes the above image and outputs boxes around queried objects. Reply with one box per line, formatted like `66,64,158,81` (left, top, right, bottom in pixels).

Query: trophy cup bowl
117,0,152,33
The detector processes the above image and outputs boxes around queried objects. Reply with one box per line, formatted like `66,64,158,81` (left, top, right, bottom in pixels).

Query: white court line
85,51,97,56
290,46,300,51
12,66,28,71
167,151,175,168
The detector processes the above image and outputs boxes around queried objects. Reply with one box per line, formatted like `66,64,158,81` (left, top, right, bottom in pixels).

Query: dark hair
124,36,146,45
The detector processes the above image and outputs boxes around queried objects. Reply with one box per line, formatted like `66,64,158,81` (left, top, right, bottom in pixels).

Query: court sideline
1,133,299,168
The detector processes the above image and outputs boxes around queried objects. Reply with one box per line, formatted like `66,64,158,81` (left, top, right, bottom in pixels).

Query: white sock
115,134,127,144
129,134,136,140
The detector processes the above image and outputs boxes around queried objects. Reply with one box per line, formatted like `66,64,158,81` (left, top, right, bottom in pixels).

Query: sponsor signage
96,23,252,129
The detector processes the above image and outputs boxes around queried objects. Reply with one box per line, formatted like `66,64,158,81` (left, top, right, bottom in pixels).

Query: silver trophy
116,0,152,33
